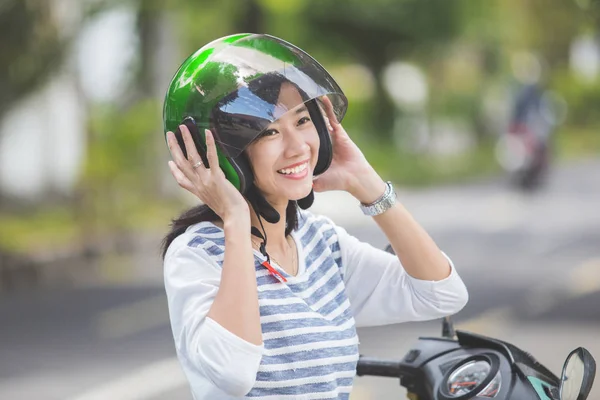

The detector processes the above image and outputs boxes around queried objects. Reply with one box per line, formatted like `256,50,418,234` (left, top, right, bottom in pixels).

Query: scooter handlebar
356,356,404,378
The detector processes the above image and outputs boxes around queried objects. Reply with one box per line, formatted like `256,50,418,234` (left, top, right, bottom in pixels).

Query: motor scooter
494,83,564,191
356,245,597,399
357,316,596,399
495,122,550,190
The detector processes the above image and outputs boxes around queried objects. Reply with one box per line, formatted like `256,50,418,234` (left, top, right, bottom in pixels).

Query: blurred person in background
160,33,468,399
496,52,565,190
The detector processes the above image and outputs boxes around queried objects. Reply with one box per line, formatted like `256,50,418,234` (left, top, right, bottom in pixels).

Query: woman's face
246,83,320,205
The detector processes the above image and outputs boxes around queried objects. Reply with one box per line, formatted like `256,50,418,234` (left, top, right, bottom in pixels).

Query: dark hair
162,74,308,259
161,200,298,259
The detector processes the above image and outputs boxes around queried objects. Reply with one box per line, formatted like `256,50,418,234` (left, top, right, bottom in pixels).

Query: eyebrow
265,106,309,131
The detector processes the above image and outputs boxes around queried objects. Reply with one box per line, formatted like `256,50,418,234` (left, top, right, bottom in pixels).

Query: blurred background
1,0,599,399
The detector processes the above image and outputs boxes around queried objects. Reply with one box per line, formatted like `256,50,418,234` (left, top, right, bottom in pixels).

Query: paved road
0,158,598,399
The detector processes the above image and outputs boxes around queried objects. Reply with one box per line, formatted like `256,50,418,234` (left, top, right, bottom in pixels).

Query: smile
277,162,309,175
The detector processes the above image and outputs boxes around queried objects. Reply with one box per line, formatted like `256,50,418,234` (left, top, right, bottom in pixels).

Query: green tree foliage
300,0,465,142
0,0,126,125
0,0,65,122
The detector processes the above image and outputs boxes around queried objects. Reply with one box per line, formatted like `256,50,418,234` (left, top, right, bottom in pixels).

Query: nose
282,125,310,159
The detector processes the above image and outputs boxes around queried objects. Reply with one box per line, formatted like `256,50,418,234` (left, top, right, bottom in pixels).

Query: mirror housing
559,347,596,400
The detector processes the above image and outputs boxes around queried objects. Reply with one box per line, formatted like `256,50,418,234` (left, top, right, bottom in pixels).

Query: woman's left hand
313,96,386,203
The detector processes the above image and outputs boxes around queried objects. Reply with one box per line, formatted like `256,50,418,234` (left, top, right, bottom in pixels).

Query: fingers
168,160,197,194
321,96,339,126
320,96,350,142
167,130,186,163
204,130,220,174
168,126,207,184
167,130,199,178
180,124,204,169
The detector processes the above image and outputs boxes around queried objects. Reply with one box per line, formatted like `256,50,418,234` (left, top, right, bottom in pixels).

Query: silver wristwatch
359,181,397,216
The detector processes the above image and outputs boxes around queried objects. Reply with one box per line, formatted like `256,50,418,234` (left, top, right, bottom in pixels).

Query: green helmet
163,33,347,205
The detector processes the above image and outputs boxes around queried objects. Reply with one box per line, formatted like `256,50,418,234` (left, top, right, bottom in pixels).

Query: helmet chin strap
246,186,278,263
297,189,314,210
246,186,315,224
246,186,314,259
246,186,280,224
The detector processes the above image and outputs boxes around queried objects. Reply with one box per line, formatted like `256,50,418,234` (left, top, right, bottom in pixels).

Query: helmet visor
183,35,347,158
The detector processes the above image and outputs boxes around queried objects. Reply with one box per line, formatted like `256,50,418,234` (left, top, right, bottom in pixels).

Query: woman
161,33,468,399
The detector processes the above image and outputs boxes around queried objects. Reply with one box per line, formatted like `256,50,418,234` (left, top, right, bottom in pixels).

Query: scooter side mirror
559,347,596,400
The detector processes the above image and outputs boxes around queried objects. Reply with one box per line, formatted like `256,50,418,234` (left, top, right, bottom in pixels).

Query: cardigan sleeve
333,223,469,327
163,237,263,397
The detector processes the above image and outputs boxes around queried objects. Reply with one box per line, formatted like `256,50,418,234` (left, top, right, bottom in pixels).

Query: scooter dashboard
397,331,560,400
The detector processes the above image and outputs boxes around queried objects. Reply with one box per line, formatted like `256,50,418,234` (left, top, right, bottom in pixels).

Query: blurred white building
0,1,174,201
0,68,85,199
570,34,600,83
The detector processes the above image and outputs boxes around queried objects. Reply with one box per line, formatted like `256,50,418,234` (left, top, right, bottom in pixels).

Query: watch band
359,181,397,216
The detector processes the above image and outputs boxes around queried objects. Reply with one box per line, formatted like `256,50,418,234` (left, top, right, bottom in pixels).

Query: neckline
268,230,303,280
251,230,303,281
204,221,304,281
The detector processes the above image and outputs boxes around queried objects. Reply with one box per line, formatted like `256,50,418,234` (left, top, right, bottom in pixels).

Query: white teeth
278,162,308,175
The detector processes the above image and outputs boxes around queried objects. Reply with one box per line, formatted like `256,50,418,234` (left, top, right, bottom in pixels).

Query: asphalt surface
0,158,598,400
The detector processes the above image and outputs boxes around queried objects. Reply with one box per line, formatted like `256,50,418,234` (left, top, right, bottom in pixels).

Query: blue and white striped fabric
188,210,359,399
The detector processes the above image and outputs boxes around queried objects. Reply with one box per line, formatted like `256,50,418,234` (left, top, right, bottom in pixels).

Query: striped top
163,209,468,399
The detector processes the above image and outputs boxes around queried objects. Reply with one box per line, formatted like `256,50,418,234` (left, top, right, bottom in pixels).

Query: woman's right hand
166,125,250,222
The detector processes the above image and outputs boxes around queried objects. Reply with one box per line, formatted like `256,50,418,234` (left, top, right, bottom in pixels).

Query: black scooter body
357,329,562,400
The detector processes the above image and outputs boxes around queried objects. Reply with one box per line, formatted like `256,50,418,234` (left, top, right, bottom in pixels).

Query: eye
259,128,278,138
297,116,311,126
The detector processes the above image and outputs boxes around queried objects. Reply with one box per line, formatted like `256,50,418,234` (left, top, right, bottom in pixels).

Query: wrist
358,180,397,216
223,208,250,230
351,172,387,204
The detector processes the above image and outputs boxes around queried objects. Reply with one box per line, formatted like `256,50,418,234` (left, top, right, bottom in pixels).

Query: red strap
261,261,287,283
